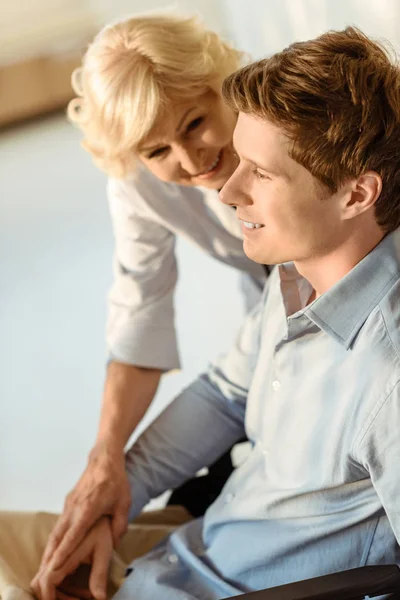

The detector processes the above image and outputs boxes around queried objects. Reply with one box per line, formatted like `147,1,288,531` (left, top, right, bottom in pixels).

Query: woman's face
137,90,238,190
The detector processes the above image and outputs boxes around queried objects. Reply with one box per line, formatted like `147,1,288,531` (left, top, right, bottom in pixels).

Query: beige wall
1,0,98,65
0,1,224,126
88,0,224,30
0,1,98,125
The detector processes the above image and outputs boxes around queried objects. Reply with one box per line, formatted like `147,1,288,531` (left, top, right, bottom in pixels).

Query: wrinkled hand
31,517,113,600
39,444,131,574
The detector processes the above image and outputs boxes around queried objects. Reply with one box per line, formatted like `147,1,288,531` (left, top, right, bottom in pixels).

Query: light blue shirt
117,230,400,600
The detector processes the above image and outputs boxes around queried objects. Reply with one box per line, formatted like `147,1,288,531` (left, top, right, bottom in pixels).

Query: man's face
219,113,346,266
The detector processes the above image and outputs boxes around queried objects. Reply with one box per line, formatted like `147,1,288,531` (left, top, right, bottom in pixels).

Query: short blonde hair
68,13,243,177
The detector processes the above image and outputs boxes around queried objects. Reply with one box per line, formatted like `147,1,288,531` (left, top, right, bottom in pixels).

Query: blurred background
1,0,399,512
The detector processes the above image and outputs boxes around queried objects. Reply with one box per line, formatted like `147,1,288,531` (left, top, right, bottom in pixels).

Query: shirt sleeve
355,379,400,543
125,298,264,519
106,177,180,371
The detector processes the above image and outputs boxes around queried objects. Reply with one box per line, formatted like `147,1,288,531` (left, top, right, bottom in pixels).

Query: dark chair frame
225,565,400,600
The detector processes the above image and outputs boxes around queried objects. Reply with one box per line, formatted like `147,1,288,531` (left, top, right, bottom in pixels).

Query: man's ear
342,171,382,220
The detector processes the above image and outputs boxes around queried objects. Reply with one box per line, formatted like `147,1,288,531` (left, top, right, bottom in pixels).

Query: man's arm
356,379,400,542
125,372,248,518
125,298,265,518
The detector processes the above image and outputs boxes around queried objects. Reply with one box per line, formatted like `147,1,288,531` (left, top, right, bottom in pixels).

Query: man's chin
243,243,271,266
243,246,271,265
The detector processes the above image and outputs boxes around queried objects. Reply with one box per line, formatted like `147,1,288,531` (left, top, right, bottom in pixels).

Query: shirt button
167,553,179,564
262,448,269,457
272,380,281,391
225,492,235,504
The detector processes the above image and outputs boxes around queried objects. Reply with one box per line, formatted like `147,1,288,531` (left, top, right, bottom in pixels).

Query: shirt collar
281,230,400,349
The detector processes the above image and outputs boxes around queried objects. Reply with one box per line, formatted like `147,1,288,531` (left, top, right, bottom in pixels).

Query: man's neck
295,225,385,299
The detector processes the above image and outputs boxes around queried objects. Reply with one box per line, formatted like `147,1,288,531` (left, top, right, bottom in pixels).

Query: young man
4,25,400,600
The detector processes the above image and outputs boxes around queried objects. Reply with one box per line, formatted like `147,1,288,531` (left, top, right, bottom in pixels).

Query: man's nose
219,168,250,207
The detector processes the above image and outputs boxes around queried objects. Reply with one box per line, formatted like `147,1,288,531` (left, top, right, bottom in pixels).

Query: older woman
59,10,265,542
0,12,266,600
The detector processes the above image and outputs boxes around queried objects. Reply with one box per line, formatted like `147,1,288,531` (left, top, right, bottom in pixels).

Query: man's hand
39,443,131,573
31,517,113,600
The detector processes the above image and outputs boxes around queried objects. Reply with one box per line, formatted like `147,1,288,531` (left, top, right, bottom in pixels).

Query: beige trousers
0,507,191,600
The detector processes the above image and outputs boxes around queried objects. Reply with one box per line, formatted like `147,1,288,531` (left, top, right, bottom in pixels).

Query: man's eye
186,117,204,132
148,146,169,159
252,168,270,180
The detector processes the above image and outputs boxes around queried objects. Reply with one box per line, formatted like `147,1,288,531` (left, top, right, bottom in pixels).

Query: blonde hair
68,13,243,177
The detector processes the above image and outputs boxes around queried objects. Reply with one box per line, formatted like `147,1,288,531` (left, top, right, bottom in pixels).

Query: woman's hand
37,444,131,579
31,517,113,600
39,363,161,576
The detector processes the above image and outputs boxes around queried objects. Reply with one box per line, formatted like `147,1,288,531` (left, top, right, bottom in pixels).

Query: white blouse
106,165,266,370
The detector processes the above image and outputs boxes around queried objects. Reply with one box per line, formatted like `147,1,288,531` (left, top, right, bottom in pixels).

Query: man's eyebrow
233,147,284,177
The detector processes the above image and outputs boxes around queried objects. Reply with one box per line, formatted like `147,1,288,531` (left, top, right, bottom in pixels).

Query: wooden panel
0,53,81,127
0,1,97,64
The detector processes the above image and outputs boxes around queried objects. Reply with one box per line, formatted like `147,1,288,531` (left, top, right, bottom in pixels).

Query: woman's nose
176,145,206,175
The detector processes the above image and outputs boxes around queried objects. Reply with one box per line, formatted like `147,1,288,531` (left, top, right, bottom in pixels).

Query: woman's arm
40,177,180,568
96,361,162,454
39,362,161,584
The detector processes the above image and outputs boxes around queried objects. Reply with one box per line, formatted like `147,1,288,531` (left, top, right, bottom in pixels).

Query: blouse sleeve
106,177,180,371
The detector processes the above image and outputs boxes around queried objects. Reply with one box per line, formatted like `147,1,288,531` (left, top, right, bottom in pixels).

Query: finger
36,526,92,600
32,563,58,600
30,572,43,600
38,555,79,600
33,566,58,600
89,535,113,600
48,540,89,580
111,505,129,545
42,570,69,600
48,509,100,570
41,514,71,566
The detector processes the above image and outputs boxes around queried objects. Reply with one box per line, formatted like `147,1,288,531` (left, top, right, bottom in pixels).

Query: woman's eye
186,117,204,132
148,146,169,159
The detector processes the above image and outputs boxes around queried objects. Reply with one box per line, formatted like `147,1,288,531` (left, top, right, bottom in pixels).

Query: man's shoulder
376,276,400,361
351,278,400,412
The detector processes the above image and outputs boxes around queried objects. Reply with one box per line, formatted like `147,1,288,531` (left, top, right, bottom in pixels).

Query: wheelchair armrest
225,565,400,600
